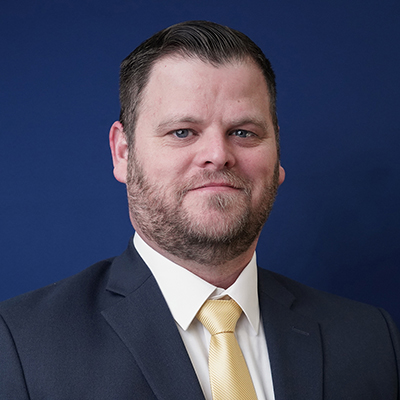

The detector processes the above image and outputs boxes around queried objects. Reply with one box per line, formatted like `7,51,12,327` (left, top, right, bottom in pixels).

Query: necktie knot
196,299,242,336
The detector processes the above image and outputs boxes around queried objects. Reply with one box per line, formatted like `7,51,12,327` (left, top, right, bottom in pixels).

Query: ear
278,163,285,186
109,121,129,183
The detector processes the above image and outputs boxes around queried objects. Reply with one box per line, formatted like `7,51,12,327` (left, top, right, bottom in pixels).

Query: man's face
124,56,284,265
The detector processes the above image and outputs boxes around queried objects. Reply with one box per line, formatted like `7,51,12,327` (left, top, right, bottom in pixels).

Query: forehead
138,56,271,117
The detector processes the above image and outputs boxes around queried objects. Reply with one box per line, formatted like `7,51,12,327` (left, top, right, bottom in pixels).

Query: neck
137,231,257,289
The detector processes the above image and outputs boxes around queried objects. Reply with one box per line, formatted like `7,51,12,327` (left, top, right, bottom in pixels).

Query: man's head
110,21,285,279
118,20,279,152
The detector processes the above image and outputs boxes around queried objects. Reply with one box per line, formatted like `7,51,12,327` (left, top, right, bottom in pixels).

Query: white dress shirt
134,233,275,400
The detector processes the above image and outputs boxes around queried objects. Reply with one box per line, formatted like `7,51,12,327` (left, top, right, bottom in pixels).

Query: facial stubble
126,151,280,266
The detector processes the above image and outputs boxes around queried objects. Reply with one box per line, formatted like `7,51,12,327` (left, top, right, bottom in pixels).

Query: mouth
179,171,250,199
190,182,242,192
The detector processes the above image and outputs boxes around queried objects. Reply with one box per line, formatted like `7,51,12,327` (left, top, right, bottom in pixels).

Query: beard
126,151,280,266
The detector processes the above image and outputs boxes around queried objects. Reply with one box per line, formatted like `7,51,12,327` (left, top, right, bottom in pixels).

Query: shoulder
258,267,396,329
0,238,150,337
0,257,115,324
258,268,400,395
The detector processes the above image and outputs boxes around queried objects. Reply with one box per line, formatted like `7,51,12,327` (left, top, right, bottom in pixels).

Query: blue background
1,1,399,324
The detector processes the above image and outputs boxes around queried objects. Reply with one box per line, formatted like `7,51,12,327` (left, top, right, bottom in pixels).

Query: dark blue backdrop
1,0,399,324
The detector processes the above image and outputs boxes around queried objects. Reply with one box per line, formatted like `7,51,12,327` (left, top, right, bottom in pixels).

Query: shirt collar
133,233,260,333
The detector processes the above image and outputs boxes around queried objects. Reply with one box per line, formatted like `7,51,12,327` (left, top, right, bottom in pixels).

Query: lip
190,182,241,192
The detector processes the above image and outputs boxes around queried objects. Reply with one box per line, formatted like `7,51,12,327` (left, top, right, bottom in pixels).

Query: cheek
155,150,194,177
142,156,192,188
239,153,273,182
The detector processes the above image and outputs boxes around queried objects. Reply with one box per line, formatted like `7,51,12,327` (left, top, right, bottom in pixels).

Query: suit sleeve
379,308,400,399
0,315,30,399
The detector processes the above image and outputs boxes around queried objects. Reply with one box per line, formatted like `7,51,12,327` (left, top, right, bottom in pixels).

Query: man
0,21,399,400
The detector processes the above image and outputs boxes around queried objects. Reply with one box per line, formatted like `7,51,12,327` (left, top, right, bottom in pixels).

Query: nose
193,132,236,170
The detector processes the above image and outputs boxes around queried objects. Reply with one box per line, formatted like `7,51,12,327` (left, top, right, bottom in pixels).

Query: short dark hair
119,20,279,150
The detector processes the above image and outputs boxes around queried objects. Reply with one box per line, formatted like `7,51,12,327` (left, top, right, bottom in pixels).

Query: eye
231,129,254,138
173,129,191,138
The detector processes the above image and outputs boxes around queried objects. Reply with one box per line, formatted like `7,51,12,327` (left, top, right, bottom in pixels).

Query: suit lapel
101,241,204,400
258,269,323,400
101,241,324,399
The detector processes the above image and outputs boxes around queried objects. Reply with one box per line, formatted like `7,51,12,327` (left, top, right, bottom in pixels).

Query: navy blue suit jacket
1,239,399,399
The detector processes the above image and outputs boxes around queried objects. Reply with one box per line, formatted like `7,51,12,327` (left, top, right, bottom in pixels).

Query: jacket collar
102,239,205,400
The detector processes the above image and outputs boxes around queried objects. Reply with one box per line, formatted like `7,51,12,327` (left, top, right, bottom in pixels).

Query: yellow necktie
196,299,258,400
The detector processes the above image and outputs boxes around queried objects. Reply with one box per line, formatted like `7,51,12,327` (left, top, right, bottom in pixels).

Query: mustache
178,170,251,198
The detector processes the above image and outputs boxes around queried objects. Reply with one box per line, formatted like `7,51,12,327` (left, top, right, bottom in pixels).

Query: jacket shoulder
0,257,116,321
258,268,394,325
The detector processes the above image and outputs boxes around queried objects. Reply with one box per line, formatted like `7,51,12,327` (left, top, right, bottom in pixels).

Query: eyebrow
156,116,204,132
156,115,270,132
228,117,270,131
